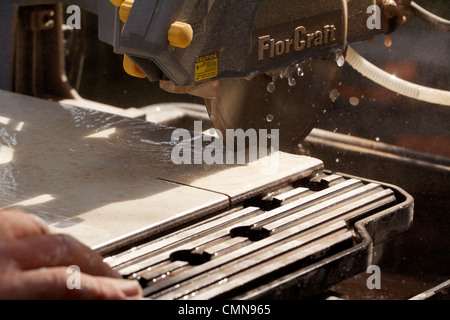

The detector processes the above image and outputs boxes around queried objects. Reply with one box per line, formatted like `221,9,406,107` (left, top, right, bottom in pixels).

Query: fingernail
117,280,143,299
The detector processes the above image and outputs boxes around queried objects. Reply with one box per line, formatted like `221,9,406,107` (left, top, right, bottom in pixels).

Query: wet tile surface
0,90,323,250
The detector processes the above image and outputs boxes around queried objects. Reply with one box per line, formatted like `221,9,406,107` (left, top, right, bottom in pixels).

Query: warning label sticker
195,53,218,81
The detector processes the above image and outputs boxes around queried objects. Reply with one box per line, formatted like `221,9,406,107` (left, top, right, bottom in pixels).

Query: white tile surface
0,90,323,250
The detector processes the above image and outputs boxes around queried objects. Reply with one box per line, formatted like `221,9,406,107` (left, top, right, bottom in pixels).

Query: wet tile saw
2,0,449,299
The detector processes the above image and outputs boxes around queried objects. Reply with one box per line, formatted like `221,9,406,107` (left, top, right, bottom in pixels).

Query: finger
2,234,121,279
0,267,142,300
0,209,50,240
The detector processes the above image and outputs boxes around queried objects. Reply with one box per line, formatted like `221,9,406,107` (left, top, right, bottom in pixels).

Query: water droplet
295,63,305,77
267,82,276,93
336,158,340,163
384,34,392,47
288,77,296,87
329,89,340,102
266,114,274,123
349,96,360,106
375,137,381,142
335,50,345,67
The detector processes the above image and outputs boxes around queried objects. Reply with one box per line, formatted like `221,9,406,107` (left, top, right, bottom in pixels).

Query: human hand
0,209,143,300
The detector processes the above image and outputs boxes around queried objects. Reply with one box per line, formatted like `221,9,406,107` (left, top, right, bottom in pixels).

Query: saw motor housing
108,0,408,85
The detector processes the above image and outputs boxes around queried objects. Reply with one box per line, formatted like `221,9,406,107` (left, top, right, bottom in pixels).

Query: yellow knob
168,21,193,48
109,0,125,7
119,0,134,23
123,55,146,78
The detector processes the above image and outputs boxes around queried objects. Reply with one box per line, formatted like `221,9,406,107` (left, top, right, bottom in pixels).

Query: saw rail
105,172,413,300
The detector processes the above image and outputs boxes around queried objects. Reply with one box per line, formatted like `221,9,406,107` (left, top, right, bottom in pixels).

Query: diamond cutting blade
205,58,342,153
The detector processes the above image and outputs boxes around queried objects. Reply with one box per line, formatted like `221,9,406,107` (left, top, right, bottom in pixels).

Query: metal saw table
0,90,413,299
